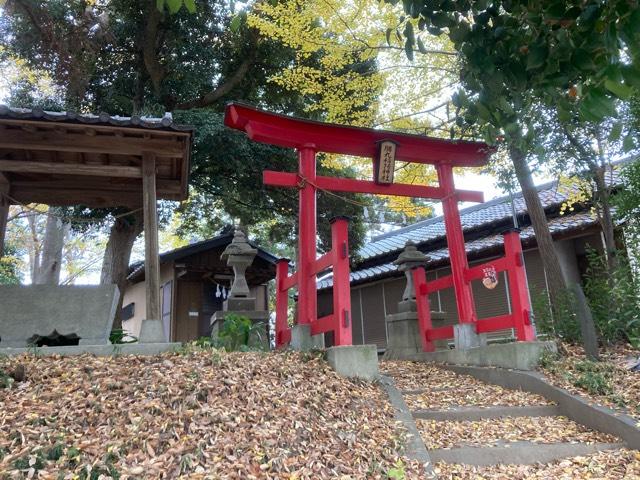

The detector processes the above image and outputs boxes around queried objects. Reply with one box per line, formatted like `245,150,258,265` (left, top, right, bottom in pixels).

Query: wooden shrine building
0,106,192,330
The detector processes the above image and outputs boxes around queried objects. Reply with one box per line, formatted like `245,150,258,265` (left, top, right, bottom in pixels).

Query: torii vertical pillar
297,146,318,325
437,163,483,349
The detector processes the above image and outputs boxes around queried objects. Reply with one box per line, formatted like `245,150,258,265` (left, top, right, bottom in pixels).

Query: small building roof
128,230,279,285
0,106,192,207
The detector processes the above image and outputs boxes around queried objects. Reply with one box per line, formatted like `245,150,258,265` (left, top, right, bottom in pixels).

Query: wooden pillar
0,176,9,260
142,152,161,322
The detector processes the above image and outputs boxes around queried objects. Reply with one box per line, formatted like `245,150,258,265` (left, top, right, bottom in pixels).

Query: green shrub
569,360,614,395
531,288,581,343
109,329,138,345
583,249,640,346
531,249,640,348
213,314,266,352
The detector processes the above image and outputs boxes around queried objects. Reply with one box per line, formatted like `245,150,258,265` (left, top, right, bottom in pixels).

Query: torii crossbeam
224,102,535,349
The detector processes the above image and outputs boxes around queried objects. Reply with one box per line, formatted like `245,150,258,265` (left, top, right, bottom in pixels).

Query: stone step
400,387,455,395
430,441,625,466
412,405,561,421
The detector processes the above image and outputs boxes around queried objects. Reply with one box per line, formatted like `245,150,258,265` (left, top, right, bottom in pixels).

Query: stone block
454,323,487,350
383,310,448,359
139,319,166,343
0,285,119,347
326,345,379,381
290,324,325,351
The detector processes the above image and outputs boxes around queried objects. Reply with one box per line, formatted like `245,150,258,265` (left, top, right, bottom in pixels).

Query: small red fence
412,229,535,352
274,217,352,348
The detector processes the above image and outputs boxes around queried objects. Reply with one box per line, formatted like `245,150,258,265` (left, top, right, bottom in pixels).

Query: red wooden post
412,267,435,352
437,163,477,324
503,230,536,341
297,145,317,325
330,216,352,346
275,259,292,347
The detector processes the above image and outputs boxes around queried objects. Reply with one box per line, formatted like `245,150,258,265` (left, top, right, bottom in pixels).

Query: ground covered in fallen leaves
540,343,640,421
381,361,551,410
416,416,619,449
434,448,640,479
0,349,427,479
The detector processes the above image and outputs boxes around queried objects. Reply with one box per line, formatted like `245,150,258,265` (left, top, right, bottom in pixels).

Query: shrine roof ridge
0,105,194,133
224,102,493,167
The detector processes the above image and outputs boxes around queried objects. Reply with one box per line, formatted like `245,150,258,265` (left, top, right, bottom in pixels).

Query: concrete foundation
0,342,182,357
405,341,557,371
454,323,487,350
383,311,447,359
138,319,166,343
290,324,325,351
326,344,379,381
0,285,119,347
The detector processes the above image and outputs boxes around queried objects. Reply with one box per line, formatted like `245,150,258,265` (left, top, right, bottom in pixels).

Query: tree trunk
33,212,67,285
570,283,600,361
100,211,144,331
509,145,567,311
592,166,617,275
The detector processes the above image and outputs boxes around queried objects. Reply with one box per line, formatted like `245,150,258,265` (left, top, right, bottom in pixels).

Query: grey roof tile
0,105,193,132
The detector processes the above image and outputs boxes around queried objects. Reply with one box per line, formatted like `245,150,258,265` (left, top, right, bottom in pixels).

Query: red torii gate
224,102,536,349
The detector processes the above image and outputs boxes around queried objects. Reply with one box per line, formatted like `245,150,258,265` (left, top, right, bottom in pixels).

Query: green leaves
403,22,415,61
156,0,196,14
526,45,548,70
604,79,633,100
580,89,617,122
230,13,244,33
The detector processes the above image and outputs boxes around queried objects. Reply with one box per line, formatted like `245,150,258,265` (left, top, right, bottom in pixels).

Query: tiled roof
318,211,599,289
358,179,572,263
128,231,279,282
0,105,193,132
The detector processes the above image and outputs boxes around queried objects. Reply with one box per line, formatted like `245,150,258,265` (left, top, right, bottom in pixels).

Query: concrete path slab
412,405,561,421
430,441,625,466
444,365,640,449
379,375,436,478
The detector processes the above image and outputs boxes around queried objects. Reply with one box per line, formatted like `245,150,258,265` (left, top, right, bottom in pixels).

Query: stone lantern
220,228,258,311
210,227,269,347
383,241,446,359
393,241,428,313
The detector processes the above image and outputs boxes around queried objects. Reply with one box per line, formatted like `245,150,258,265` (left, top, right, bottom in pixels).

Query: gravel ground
416,416,620,449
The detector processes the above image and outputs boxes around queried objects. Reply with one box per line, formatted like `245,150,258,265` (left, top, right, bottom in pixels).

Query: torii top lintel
224,102,492,167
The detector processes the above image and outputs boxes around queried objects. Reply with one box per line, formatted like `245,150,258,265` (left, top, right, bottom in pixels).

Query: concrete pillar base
454,323,487,350
139,319,166,343
326,345,379,381
290,324,325,351
383,310,449,359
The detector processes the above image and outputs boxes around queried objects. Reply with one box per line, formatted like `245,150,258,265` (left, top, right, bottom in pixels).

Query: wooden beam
143,152,161,325
8,187,143,208
0,128,185,158
0,159,142,178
